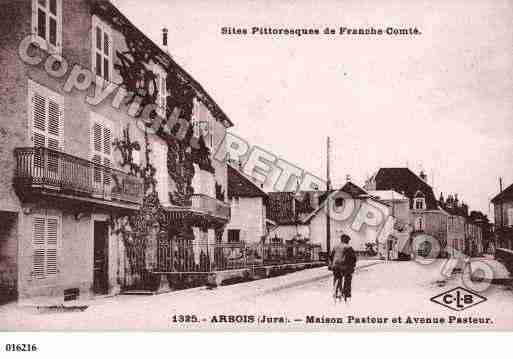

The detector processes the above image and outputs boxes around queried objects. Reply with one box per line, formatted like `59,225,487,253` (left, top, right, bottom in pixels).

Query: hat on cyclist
340,234,351,243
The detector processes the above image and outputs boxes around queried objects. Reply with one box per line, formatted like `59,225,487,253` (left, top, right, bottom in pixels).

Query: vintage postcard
0,0,512,335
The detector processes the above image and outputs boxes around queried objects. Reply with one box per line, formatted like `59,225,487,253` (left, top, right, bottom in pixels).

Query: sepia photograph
0,0,512,336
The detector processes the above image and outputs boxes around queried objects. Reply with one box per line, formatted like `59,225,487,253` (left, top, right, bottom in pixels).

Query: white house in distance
367,190,411,260
226,164,269,244
268,182,397,255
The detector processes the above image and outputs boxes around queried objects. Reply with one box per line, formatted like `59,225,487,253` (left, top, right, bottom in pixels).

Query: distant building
367,190,410,260
439,194,468,255
226,164,269,244
365,168,449,256
491,182,513,250
268,182,395,255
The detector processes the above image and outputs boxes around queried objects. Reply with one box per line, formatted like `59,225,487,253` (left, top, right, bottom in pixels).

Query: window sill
31,34,62,56
92,75,117,89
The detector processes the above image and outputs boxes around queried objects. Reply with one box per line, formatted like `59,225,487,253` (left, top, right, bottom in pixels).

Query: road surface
1,259,512,330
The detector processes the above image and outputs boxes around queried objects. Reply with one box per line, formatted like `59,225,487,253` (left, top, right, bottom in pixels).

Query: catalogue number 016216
5,344,38,352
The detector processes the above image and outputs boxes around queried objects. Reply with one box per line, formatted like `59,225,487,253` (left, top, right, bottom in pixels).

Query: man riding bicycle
329,234,357,302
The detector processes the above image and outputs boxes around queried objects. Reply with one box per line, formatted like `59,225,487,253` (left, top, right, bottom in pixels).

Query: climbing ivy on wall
97,1,225,268
110,125,166,278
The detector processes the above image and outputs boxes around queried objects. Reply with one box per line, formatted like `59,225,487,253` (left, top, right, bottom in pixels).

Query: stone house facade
492,181,513,250
0,0,233,302
226,164,268,244
364,168,449,256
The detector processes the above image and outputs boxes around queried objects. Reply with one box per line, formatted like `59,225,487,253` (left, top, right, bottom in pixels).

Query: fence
154,239,322,274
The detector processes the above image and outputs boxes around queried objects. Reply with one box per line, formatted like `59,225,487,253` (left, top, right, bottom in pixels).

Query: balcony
164,193,231,224
190,193,231,221
14,147,144,210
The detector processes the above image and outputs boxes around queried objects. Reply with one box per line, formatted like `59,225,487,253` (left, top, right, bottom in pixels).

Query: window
32,215,59,279
228,229,240,243
415,217,424,231
508,208,513,227
92,16,112,83
205,111,213,150
90,113,112,189
334,197,344,208
32,0,62,54
413,191,426,210
29,80,63,174
132,148,141,167
153,65,167,117
193,98,213,149
414,198,425,210
29,80,63,150
151,142,170,205
232,196,240,207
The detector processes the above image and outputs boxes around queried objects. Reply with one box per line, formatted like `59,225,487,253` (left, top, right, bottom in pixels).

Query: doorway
93,221,109,295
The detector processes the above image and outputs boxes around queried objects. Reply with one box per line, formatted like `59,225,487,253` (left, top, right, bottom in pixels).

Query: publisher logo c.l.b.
430,286,487,311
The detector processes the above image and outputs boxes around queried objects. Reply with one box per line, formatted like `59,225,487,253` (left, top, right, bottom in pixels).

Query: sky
113,0,513,217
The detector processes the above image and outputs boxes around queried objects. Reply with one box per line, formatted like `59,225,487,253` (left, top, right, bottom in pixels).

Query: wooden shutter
30,83,63,148
91,122,103,184
46,217,58,276
32,92,47,169
32,215,59,279
29,81,63,176
90,116,112,190
32,216,46,279
47,99,62,173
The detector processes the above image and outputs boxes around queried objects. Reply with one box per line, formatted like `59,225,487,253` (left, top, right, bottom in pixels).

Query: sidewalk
0,260,383,323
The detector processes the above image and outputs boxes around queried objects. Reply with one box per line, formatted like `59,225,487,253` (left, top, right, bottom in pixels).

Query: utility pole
326,137,332,259
499,177,503,227
499,177,503,249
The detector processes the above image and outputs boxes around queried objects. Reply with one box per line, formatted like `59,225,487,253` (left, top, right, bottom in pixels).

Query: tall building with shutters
0,0,233,303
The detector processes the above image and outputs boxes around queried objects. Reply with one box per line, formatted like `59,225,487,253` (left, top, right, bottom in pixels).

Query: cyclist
330,234,357,302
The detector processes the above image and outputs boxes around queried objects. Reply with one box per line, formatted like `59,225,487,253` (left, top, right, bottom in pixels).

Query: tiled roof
267,192,297,225
268,182,380,225
373,167,438,210
439,203,468,217
368,190,409,202
227,165,267,199
491,183,513,204
341,181,368,197
267,191,326,225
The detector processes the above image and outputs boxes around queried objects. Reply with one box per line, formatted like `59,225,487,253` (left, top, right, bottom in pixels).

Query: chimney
162,28,168,47
419,170,427,182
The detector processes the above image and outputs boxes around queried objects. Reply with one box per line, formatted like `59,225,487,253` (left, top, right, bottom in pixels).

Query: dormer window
414,191,426,210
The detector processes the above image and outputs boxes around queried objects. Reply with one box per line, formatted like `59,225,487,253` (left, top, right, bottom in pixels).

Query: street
1,259,512,330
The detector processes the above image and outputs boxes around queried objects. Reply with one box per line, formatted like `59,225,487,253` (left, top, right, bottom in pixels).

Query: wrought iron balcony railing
190,193,231,221
14,147,144,206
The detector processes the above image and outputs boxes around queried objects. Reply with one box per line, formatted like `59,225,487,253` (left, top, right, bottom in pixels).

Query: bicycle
332,270,347,303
